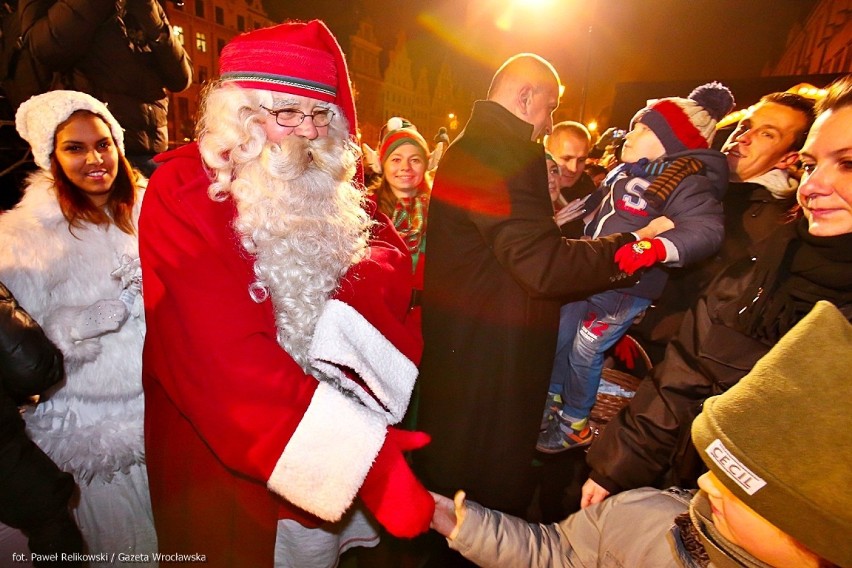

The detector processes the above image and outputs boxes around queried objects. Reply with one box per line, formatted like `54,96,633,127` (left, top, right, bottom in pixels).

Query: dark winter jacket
0,281,82,555
415,100,635,515
585,149,727,299
628,178,796,362
21,0,192,157
586,219,852,493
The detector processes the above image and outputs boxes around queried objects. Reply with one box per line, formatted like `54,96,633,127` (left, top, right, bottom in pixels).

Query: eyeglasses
260,106,335,128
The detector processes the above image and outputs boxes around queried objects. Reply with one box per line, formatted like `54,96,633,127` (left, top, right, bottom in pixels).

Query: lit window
172,25,185,46
196,32,207,52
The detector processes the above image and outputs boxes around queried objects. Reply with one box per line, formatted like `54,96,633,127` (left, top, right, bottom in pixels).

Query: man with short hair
140,20,433,567
545,121,597,236
414,53,666,530
546,121,594,197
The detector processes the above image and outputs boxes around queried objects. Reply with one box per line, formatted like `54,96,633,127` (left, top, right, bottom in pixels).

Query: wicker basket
588,368,642,439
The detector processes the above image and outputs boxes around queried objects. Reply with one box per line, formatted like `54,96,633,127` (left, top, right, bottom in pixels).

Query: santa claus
139,20,432,567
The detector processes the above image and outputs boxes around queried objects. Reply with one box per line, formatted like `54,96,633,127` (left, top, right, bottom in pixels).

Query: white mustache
261,136,346,181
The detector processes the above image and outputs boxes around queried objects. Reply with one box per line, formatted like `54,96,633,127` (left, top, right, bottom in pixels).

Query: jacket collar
467,100,534,142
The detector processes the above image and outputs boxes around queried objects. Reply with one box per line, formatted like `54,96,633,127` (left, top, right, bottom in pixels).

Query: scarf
390,192,429,273
608,156,705,209
735,217,852,341
679,491,775,568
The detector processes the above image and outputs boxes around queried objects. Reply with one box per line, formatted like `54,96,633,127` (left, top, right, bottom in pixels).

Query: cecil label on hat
704,439,767,495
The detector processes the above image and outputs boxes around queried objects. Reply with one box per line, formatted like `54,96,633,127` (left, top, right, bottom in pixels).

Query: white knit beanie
15,90,125,171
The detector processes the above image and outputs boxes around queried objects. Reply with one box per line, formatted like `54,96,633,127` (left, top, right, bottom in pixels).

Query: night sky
264,0,818,125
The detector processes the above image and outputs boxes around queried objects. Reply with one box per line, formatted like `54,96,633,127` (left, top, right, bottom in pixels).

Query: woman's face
54,112,118,207
798,105,852,237
546,157,561,204
384,144,426,198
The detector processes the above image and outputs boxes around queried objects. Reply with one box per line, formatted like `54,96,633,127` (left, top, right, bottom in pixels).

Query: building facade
348,24,474,150
766,0,852,75
164,0,275,146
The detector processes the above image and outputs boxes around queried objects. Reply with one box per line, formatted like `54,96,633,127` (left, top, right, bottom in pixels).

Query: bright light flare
496,0,557,31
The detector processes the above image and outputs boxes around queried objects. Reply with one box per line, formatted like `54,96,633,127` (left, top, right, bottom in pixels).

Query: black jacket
0,281,82,558
415,100,635,515
586,220,852,493
22,0,192,157
629,181,796,362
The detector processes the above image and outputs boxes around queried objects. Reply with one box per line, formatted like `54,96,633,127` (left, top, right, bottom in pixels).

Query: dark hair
50,112,138,235
815,74,852,116
759,92,816,151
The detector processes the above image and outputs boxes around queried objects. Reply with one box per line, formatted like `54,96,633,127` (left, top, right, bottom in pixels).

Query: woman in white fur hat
0,90,155,565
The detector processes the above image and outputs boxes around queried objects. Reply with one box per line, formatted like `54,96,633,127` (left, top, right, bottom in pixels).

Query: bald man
415,54,664,546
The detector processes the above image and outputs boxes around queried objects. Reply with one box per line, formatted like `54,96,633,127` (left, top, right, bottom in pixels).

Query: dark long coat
415,101,634,515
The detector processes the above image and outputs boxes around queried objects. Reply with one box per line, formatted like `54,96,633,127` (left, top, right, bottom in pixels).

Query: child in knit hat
433,300,852,568
539,82,734,453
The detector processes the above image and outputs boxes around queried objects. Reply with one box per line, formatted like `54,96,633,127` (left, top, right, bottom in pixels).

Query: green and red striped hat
378,117,428,165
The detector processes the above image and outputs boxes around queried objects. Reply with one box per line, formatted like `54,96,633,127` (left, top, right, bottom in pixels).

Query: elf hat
378,117,429,165
631,81,734,154
219,20,357,140
691,301,852,568
16,90,125,171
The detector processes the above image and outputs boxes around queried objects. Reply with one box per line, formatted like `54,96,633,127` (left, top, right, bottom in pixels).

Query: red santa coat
139,144,421,566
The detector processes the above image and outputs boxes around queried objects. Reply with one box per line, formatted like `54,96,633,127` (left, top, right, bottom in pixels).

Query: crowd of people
0,14,849,568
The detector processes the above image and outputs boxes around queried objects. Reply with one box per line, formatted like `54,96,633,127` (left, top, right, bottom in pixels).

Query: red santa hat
218,20,358,142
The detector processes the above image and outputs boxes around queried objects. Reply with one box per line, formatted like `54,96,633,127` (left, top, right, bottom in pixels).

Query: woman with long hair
366,117,436,294
0,90,154,564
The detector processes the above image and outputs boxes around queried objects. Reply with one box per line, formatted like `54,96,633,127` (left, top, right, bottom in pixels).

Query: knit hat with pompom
631,81,734,154
378,117,429,165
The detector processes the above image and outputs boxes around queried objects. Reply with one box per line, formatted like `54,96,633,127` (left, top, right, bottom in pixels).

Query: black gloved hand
595,127,619,150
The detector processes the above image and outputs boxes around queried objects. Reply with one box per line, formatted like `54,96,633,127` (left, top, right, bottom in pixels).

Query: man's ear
774,150,801,171
518,84,534,115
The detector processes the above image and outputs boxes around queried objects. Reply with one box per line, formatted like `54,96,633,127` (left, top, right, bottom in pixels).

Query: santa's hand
615,238,666,275
358,427,435,538
69,299,129,341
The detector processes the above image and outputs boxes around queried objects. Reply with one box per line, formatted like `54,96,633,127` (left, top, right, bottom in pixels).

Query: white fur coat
0,171,146,483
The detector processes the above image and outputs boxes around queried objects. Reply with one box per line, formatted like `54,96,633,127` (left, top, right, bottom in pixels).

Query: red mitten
614,238,667,275
358,427,435,538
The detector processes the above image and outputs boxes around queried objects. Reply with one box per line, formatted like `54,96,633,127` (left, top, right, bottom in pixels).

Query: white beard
229,135,370,369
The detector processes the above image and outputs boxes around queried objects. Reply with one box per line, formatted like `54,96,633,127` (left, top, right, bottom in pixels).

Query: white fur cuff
267,382,386,521
309,299,418,424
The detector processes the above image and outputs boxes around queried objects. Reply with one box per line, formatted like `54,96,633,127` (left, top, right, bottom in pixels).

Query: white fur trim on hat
15,90,125,171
